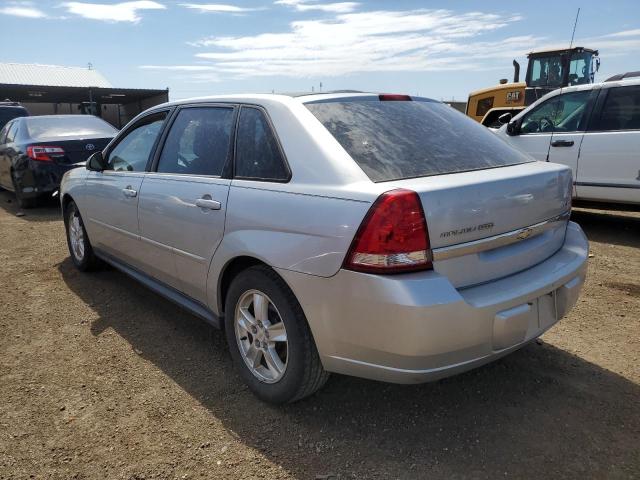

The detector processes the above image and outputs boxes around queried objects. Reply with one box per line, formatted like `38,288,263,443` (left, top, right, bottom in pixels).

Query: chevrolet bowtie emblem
517,228,533,240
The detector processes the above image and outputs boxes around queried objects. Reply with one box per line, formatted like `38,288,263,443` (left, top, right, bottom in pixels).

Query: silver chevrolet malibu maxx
60,92,588,403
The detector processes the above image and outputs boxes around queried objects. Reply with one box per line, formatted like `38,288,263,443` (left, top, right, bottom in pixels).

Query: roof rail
605,71,640,82
288,90,366,97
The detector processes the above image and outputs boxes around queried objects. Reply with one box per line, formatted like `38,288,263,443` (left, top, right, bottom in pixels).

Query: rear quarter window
305,99,532,182
234,107,289,181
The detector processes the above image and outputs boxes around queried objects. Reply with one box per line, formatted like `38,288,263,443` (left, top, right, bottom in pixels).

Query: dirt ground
0,189,638,480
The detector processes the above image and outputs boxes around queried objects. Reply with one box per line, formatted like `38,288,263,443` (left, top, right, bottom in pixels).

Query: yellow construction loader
466,47,599,127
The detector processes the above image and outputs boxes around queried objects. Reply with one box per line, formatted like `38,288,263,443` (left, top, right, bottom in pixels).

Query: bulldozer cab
527,47,598,88
466,46,599,127
525,47,599,103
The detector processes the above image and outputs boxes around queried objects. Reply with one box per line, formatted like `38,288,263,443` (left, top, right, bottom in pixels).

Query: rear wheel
64,201,99,271
224,265,329,403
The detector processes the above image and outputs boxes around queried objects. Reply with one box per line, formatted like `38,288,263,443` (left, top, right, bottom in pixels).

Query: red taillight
26,146,65,162
379,94,412,101
344,189,432,274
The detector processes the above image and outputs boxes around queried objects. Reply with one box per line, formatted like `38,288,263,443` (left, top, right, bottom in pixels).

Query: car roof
0,103,27,110
21,114,102,120
152,91,436,110
547,76,640,95
511,76,640,121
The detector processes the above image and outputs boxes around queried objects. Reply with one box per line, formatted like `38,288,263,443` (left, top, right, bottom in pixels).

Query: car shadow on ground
0,189,60,222
58,257,640,478
571,208,640,248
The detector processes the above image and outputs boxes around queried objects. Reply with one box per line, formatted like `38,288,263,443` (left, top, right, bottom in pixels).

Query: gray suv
60,93,588,403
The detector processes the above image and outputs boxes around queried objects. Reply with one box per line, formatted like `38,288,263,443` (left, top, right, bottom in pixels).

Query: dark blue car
0,114,117,208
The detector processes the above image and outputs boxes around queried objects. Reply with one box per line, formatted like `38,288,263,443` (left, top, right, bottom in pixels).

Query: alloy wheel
68,210,85,262
234,289,288,383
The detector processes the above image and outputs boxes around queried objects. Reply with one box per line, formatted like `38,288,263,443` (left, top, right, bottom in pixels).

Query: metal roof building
0,63,169,128
0,63,113,88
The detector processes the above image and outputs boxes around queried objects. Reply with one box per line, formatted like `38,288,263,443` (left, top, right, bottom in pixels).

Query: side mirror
498,112,512,124
86,151,107,171
506,119,520,136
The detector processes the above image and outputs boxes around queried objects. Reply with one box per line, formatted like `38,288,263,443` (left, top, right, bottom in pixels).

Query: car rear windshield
24,115,117,141
305,98,532,182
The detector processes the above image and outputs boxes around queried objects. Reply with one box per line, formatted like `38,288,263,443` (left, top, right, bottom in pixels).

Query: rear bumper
277,221,588,384
14,160,84,199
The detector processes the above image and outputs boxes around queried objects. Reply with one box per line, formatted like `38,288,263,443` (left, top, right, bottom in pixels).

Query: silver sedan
60,92,588,403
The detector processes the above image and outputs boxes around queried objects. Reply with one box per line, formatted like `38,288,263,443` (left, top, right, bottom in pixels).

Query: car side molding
94,249,221,328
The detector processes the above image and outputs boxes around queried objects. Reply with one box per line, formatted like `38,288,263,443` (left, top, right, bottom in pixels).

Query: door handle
551,140,574,147
122,186,137,198
195,198,221,210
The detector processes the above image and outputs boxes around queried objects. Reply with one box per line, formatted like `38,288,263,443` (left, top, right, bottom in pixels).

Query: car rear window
305,98,532,182
24,115,117,141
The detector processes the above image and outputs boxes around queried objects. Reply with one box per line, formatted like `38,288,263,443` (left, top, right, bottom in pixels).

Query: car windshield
24,115,117,140
305,98,532,182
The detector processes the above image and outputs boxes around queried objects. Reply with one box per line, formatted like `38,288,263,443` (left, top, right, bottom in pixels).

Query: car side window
520,90,591,134
106,112,167,172
0,123,10,144
596,86,640,131
5,121,19,143
235,107,289,181
156,107,234,176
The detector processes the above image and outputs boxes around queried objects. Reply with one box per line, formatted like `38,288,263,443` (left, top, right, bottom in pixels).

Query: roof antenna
87,62,93,70
569,7,580,49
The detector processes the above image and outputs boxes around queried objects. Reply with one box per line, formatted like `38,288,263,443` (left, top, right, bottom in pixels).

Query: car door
217,104,291,294
576,84,640,204
545,89,597,188
137,105,235,301
506,90,594,180
503,94,561,162
83,110,169,268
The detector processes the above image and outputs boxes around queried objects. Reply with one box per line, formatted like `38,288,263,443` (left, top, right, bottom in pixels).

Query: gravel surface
0,189,638,479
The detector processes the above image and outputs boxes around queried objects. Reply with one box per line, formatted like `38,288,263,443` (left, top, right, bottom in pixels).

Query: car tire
64,201,99,271
224,265,329,403
11,173,36,209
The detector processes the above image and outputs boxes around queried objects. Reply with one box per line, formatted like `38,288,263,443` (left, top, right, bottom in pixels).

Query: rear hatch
392,162,571,287
305,95,572,287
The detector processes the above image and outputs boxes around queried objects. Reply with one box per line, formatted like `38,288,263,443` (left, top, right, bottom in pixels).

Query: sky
1,0,639,101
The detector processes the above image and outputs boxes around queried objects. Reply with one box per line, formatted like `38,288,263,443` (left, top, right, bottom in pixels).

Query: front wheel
224,265,329,403
64,201,99,271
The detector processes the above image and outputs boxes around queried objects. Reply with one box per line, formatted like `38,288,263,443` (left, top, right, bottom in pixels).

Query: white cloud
526,29,640,57
61,1,165,23
275,0,358,13
0,3,47,18
180,3,263,13
188,9,526,78
140,65,218,71
603,29,640,38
